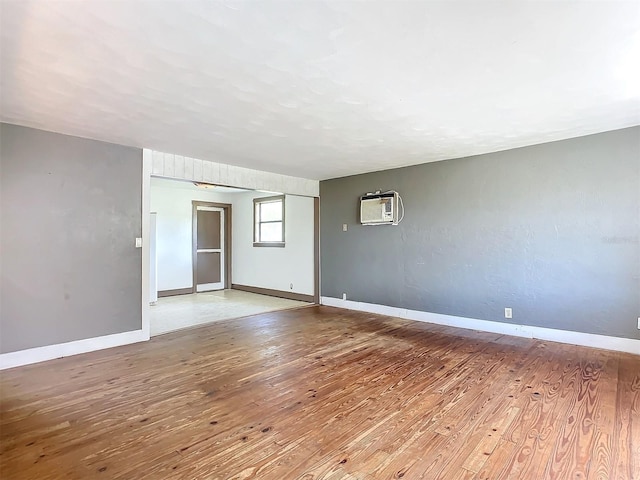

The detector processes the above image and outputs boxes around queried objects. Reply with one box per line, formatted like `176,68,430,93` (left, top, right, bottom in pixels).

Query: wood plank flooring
1,306,639,479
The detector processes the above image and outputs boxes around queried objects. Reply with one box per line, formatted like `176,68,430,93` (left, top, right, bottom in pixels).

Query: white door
195,206,224,292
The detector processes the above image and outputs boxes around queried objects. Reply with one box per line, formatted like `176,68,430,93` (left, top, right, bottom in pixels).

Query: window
253,195,285,247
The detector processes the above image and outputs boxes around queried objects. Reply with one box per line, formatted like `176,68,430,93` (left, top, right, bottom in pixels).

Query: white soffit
151,176,249,194
1,1,639,180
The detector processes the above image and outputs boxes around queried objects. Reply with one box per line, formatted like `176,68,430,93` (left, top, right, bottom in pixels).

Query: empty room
1,1,639,479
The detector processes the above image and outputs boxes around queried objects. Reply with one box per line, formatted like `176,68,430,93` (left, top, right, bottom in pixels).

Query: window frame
253,195,285,247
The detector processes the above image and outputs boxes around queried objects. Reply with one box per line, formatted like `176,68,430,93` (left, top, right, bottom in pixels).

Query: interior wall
231,192,315,295
0,124,143,354
150,178,235,291
320,126,640,340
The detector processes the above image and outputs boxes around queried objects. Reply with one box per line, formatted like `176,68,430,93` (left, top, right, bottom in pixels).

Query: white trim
0,330,148,370
142,149,152,339
321,297,640,355
149,212,158,304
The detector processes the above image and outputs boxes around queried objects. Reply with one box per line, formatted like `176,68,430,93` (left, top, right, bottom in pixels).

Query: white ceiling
1,1,639,180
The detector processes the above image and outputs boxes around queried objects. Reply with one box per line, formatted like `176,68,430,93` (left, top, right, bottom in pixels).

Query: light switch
343,224,348,232
135,237,143,248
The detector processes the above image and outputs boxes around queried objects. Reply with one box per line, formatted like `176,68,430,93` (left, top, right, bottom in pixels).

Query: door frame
192,200,232,293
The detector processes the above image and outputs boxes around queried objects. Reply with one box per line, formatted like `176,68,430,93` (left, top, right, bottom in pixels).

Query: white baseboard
0,329,149,370
321,296,640,355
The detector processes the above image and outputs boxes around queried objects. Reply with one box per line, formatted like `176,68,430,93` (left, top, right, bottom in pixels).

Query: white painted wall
231,192,315,295
149,212,158,303
150,178,236,291
151,178,315,296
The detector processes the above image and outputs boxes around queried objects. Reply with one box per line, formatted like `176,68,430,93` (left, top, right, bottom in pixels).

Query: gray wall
320,127,640,340
0,124,142,353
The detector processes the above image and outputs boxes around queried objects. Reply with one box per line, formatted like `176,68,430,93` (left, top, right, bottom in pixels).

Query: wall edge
0,329,149,370
321,296,640,355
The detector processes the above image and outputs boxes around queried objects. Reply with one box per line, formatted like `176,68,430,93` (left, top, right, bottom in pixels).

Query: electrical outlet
505,307,513,319
290,283,293,290
342,293,347,301
637,317,640,330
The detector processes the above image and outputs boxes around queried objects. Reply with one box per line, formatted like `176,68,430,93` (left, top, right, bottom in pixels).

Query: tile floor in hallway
150,289,311,336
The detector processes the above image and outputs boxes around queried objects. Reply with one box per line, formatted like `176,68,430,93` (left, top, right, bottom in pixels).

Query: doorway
148,176,316,336
192,201,231,292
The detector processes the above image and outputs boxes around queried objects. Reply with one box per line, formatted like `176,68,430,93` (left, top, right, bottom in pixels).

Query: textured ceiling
1,1,639,180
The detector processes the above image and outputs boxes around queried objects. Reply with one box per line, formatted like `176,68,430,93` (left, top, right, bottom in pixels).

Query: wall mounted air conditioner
360,191,402,225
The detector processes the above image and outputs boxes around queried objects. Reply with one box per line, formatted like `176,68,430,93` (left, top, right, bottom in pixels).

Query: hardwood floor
1,306,638,479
